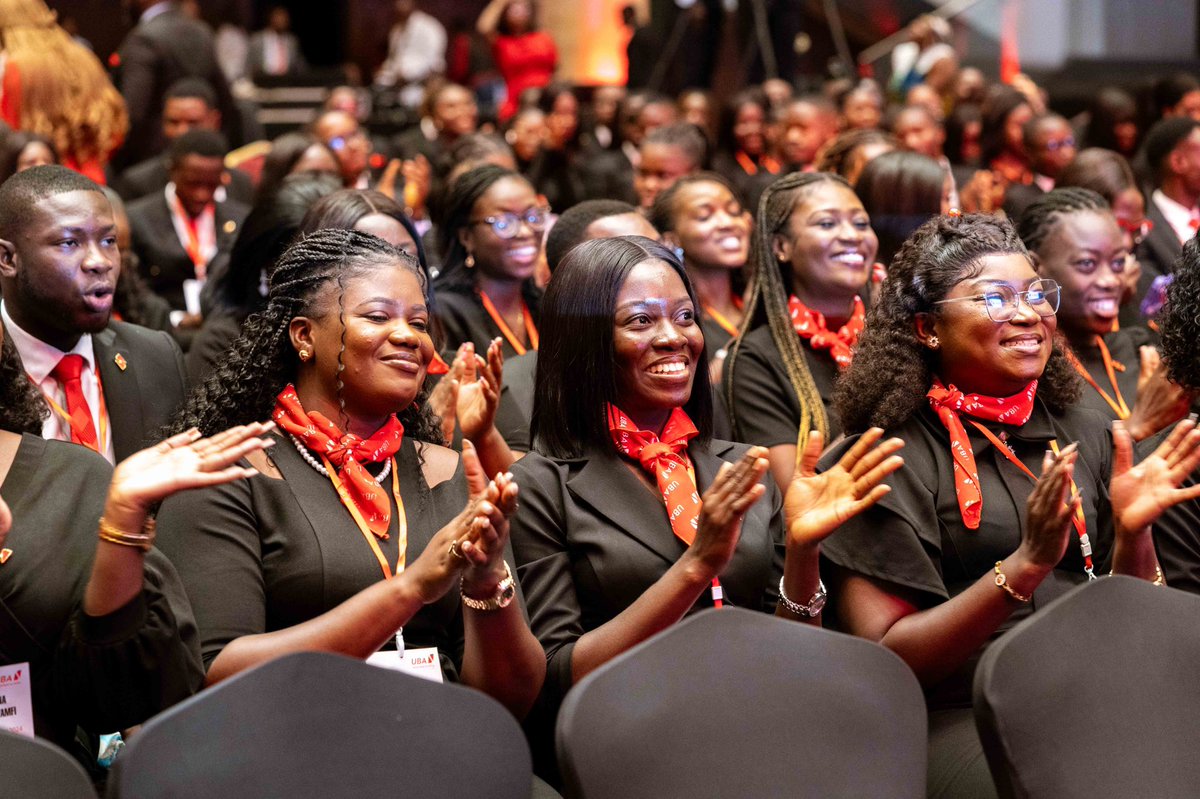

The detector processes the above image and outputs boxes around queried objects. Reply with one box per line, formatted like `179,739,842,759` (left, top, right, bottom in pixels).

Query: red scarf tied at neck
927,379,1038,530
272,385,405,538
787,295,865,369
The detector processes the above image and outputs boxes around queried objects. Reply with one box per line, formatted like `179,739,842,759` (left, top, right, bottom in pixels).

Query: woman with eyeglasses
823,213,1200,798
1018,188,1191,440
434,165,546,360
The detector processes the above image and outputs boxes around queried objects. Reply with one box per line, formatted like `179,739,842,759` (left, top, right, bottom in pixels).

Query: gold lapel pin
0,548,12,564
114,353,128,371
223,219,238,235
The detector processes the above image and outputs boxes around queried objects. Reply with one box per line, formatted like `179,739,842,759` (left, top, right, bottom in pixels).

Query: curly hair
0,0,127,169
170,228,442,445
0,329,46,434
835,213,1081,433
1158,237,1200,390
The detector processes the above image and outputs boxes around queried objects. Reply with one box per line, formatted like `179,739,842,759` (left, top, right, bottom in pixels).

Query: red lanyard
966,421,1095,579
167,191,207,276
734,151,780,176
703,298,743,339
479,291,538,355
322,455,407,580
1068,338,1130,419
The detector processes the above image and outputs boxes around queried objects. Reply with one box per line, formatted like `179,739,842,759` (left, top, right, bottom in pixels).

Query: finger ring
448,539,465,560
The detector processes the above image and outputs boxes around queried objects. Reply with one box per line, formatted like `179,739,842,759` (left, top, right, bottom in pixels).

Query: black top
819,400,1116,708
0,435,203,752
700,313,736,442
156,434,487,681
434,287,542,361
495,351,538,452
509,439,785,707
184,309,243,385
1145,428,1200,594
1070,327,1152,422
726,324,842,447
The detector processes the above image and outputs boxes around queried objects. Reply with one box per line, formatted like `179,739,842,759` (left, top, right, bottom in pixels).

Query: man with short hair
0,165,187,463
774,96,838,173
126,130,249,326
633,123,707,211
115,78,254,204
311,109,373,189
1004,113,1078,218
1139,117,1200,291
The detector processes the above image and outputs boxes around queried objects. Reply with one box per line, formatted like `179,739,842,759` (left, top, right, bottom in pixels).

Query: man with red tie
0,165,188,463
1138,117,1200,309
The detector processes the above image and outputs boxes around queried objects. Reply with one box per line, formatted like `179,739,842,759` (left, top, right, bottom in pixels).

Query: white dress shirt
2,302,114,463
1152,189,1200,245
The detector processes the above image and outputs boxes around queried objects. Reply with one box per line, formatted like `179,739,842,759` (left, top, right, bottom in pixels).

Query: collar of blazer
565,438,742,566
92,324,145,461
1143,199,1184,276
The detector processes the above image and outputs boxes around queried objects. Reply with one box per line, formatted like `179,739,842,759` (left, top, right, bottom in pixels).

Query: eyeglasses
327,130,366,151
1117,217,1154,248
1043,136,1076,152
470,207,549,238
934,278,1061,322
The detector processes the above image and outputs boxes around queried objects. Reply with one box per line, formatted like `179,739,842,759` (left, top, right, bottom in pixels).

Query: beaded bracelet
98,517,156,552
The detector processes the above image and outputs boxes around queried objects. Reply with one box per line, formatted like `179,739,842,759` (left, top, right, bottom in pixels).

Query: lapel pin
114,353,128,371
0,549,11,564
223,219,238,235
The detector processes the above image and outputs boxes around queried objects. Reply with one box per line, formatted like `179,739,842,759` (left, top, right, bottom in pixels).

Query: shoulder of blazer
101,319,182,365
127,191,171,229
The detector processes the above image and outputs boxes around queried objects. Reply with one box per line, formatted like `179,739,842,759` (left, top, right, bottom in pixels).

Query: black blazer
127,191,249,312
495,351,537,451
93,320,188,461
1139,197,1184,285
112,4,240,168
115,156,255,205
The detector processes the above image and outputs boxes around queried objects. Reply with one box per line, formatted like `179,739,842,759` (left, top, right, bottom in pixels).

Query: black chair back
0,729,96,798
974,576,1200,798
556,607,927,799
108,651,532,798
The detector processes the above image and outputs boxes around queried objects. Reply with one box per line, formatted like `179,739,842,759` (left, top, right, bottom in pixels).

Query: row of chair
5,576,1198,798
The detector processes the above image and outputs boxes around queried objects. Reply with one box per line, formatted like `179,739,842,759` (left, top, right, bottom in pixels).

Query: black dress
156,435,489,681
0,435,203,756
434,286,542,361
819,400,1115,798
700,314,737,442
1069,328,1148,422
726,324,843,447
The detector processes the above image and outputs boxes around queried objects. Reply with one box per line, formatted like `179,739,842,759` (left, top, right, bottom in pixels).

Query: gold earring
927,336,940,349
299,349,311,362
465,253,475,268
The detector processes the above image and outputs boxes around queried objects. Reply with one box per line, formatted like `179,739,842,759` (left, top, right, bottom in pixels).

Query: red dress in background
493,31,557,121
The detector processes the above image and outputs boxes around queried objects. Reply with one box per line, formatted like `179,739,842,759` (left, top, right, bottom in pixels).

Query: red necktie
51,354,100,452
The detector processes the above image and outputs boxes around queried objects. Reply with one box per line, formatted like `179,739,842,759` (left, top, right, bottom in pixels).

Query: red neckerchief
787,295,865,369
272,385,405,538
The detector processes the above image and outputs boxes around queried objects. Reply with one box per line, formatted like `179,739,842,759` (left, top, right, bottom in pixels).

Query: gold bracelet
1153,564,1167,586
994,561,1031,603
98,516,156,552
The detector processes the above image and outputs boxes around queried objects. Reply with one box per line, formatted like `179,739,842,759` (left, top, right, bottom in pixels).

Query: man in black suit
0,166,187,463
1138,117,1200,298
113,0,240,169
114,78,254,205
247,5,309,81
127,130,249,328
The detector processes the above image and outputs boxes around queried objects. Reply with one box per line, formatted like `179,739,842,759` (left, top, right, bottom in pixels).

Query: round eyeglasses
934,278,1061,322
470,207,550,239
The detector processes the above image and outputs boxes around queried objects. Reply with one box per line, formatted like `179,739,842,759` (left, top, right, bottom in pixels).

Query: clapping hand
1019,444,1080,569
1111,417,1200,536
1127,347,1194,441
783,428,904,548
455,338,504,443
687,448,770,577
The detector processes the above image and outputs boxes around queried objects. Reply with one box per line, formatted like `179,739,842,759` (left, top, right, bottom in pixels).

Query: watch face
808,594,827,615
497,582,516,608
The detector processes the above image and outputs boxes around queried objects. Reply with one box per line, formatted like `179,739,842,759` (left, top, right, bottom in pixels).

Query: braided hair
724,171,853,445
170,228,441,444
835,214,1081,433
1017,187,1110,255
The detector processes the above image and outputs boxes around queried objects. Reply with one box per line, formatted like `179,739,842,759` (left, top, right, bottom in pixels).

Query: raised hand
1019,444,1080,569
456,338,504,442
106,423,275,515
686,447,769,577
784,428,904,548
1127,347,1194,441
1111,417,1200,535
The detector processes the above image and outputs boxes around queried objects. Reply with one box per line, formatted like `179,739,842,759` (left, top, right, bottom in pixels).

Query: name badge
0,662,34,737
366,648,444,684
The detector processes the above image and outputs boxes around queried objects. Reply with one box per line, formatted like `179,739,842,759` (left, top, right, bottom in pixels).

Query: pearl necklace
288,433,392,484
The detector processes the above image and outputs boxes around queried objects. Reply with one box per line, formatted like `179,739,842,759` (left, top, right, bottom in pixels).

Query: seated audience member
1139,117,1200,297
254,132,340,203
762,77,794,110
580,84,623,151
856,150,949,266
711,88,779,210
246,5,308,81
0,166,188,464
1056,148,1150,327
0,315,271,773
507,107,546,174
774,95,839,173
677,89,714,137
494,199,658,452
945,102,983,167
104,186,173,334
1148,237,1200,591
633,122,707,212
1018,188,1191,436
1082,87,1140,159
127,129,250,326
980,85,1035,188
892,104,946,161
1002,113,1078,218
185,174,341,383
375,0,447,107
1152,72,1200,122
725,173,879,489
312,108,373,189
526,82,586,211
115,78,253,205
394,82,479,173
814,128,897,187
510,234,903,779
434,165,544,358
157,229,545,720
836,80,884,131
0,131,57,184
824,213,1200,799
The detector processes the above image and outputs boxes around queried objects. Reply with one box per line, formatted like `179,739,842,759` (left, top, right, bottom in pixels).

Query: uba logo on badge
0,669,22,685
